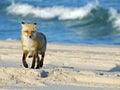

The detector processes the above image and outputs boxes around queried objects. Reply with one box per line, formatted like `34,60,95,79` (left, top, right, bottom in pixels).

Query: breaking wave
6,0,120,30
108,8,120,30
6,0,98,20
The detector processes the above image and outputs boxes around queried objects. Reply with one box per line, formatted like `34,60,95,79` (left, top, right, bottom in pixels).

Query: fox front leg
22,51,28,68
31,55,36,69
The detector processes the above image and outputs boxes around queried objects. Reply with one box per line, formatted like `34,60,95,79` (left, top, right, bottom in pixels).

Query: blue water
0,0,120,45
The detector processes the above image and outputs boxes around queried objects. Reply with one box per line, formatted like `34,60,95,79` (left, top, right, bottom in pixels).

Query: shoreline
3,39,120,47
0,40,120,89
0,38,120,47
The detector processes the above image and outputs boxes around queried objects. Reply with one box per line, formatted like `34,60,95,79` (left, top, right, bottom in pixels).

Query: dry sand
0,40,120,90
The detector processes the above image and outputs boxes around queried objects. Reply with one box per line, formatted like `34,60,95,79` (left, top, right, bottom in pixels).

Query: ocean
0,0,120,45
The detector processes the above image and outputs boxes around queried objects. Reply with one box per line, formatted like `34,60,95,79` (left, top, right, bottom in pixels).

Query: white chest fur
23,36,35,52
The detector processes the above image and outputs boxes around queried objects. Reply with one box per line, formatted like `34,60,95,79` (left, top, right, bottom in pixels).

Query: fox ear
33,23,37,25
21,22,26,28
33,23,37,28
21,22,25,24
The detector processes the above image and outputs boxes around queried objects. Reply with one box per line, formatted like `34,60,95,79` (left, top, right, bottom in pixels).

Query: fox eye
32,31,35,33
24,31,28,33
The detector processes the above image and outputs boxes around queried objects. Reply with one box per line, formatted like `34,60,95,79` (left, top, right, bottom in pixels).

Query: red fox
21,22,47,69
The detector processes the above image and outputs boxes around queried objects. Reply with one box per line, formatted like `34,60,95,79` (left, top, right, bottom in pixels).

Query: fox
21,22,47,69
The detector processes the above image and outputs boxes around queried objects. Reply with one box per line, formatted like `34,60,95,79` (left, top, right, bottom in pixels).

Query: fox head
21,22,37,39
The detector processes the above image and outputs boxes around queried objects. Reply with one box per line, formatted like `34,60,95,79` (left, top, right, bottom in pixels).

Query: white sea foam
7,0,98,20
108,8,120,30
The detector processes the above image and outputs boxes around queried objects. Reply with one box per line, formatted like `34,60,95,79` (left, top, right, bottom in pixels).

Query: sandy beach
0,40,120,90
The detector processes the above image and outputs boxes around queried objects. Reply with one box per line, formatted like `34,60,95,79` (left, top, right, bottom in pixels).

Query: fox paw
36,66,40,69
40,62,43,67
24,64,28,68
28,55,33,58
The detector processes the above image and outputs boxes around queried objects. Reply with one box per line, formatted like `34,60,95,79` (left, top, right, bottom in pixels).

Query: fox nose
29,35,32,38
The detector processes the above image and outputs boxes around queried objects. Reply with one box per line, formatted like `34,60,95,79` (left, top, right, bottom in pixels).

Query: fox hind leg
40,53,45,68
36,54,40,69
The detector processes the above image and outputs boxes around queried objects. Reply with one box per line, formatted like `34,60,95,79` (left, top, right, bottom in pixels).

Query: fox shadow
40,70,49,78
108,65,120,72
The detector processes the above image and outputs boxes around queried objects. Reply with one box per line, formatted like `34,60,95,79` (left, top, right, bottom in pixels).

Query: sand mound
0,67,120,88
0,67,81,86
0,67,44,86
